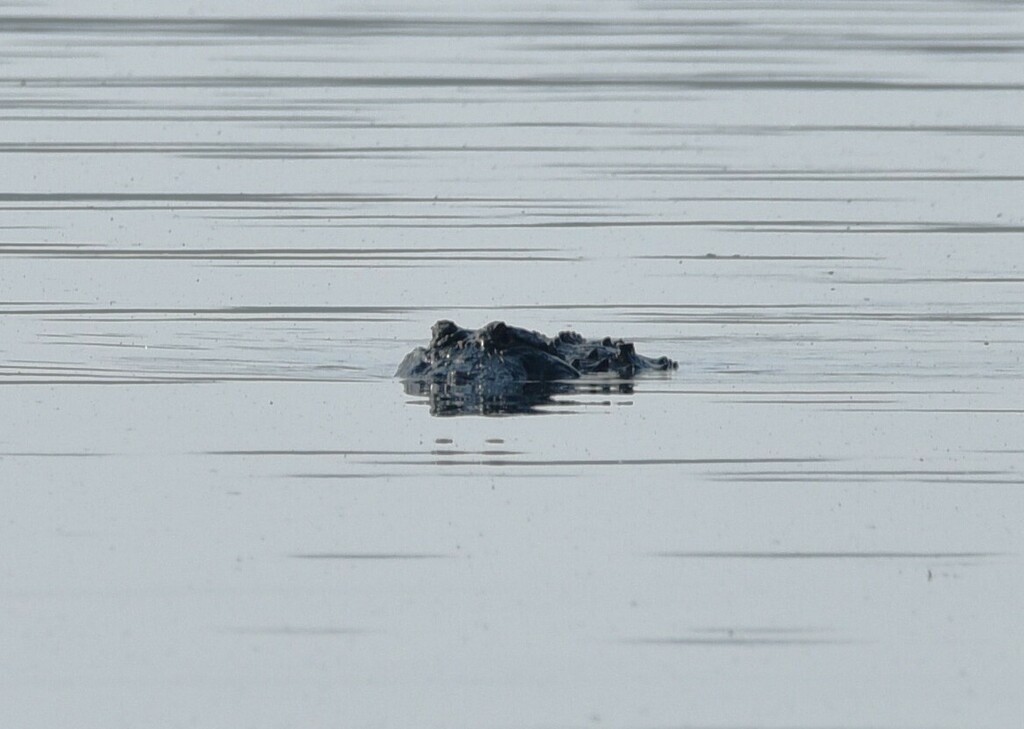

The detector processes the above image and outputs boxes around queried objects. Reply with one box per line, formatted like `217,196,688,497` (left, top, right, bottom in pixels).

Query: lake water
1,2,1022,727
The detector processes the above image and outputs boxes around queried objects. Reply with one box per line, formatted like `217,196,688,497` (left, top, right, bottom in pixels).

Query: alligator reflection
402,378,636,416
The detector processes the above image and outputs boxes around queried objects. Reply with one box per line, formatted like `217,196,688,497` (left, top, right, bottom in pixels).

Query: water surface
1,2,1022,727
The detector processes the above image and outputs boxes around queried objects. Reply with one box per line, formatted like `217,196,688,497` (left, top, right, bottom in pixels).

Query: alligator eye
432,319,457,338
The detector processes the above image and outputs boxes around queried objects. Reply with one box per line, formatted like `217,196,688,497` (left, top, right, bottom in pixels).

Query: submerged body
396,320,676,414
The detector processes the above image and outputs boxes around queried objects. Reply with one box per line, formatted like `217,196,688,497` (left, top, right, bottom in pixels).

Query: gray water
1,2,1023,727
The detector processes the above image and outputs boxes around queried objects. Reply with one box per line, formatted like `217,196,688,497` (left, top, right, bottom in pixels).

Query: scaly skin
396,320,677,387
396,320,676,416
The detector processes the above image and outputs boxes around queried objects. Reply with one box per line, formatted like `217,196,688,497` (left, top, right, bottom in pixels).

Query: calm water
1,2,1022,727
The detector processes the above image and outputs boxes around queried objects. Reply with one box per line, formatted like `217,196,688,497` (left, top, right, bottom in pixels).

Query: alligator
396,320,676,415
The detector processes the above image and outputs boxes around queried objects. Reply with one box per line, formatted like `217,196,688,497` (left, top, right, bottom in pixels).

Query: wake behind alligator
397,320,677,416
